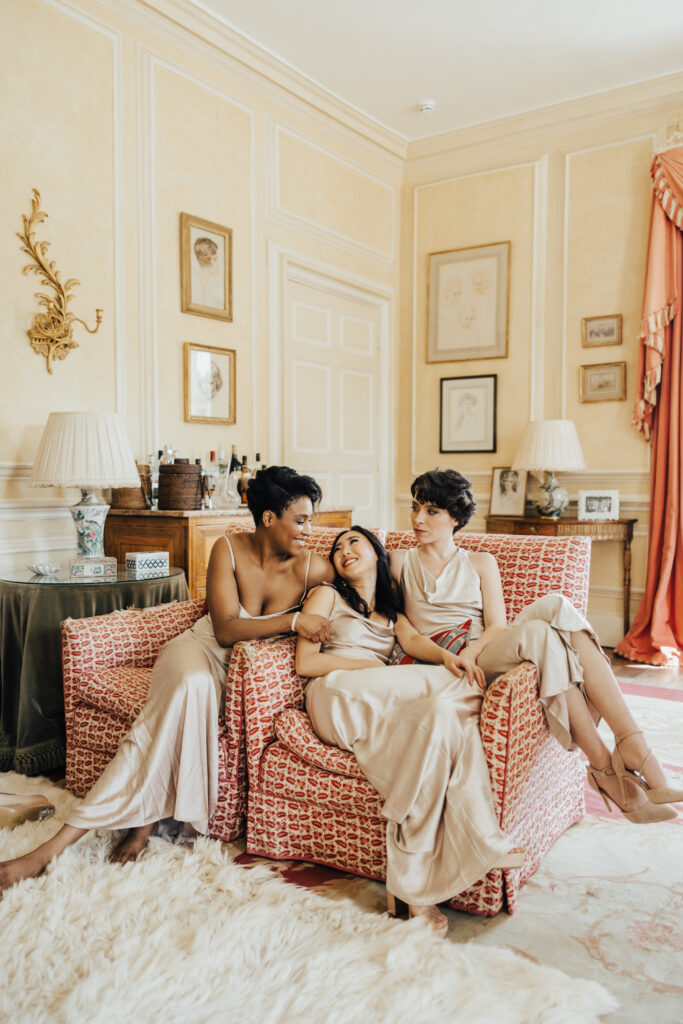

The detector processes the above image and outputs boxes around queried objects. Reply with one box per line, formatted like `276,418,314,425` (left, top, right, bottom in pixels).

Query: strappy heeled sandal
0,793,55,829
612,729,683,806
586,764,676,823
387,892,449,938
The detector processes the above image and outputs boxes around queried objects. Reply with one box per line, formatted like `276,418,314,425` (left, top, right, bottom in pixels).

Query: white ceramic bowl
28,563,60,575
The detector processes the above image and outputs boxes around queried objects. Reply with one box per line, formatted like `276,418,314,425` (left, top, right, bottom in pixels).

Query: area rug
0,774,617,1024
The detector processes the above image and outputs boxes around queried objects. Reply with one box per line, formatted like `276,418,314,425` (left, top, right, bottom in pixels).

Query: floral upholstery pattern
244,531,590,916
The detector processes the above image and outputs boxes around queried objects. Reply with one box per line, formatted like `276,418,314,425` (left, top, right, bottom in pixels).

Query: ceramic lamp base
70,490,109,558
532,473,569,518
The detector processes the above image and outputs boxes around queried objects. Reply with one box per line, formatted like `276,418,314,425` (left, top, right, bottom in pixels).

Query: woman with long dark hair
297,526,523,938
391,469,681,826
1,466,334,891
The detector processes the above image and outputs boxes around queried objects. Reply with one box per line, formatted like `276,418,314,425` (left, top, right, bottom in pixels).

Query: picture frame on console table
578,490,620,522
440,374,497,453
489,467,527,517
180,212,233,321
427,241,510,362
184,343,236,425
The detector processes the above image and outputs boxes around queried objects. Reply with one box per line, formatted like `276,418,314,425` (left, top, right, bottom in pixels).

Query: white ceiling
189,0,683,140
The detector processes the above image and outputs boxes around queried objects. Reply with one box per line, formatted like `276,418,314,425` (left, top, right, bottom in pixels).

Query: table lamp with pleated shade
30,412,139,557
512,419,586,517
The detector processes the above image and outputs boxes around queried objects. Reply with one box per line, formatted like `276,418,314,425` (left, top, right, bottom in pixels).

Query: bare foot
0,848,52,893
109,822,158,864
408,903,449,938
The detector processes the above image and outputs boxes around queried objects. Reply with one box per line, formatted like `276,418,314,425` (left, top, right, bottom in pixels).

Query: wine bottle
237,454,251,504
253,451,262,476
229,444,240,474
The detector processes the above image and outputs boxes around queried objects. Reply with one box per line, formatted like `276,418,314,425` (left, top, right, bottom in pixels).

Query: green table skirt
0,573,189,776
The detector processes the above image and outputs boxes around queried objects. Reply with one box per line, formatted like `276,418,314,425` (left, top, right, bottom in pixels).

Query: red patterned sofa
240,529,591,916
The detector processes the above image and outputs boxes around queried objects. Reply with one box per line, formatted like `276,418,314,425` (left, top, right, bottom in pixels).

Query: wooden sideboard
105,507,353,598
485,515,637,634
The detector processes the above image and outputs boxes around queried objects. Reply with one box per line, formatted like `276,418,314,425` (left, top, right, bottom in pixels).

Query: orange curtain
615,148,683,665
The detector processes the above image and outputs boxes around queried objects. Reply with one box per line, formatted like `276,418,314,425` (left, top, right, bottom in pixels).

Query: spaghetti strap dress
400,546,607,752
67,538,311,834
305,585,514,907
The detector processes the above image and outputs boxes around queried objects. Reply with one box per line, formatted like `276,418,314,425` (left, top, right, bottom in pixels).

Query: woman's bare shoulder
302,582,336,613
466,550,499,575
389,548,407,578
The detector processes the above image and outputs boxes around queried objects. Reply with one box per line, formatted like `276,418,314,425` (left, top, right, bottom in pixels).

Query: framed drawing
582,314,622,348
427,241,510,362
180,213,233,321
578,490,620,521
580,362,626,403
184,343,236,424
489,466,527,517
440,374,497,453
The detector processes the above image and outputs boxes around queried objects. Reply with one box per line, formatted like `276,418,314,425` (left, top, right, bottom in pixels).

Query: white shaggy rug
0,773,618,1024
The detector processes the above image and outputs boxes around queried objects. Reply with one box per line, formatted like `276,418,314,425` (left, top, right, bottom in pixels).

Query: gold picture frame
180,213,232,321
427,241,510,362
579,361,626,403
184,343,236,424
581,314,622,348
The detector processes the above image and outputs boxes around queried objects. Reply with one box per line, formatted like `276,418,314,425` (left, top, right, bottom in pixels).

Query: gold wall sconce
17,189,102,374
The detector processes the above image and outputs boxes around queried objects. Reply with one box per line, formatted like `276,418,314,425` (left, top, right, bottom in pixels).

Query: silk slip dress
67,538,310,834
401,545,606,751
305,585,514,906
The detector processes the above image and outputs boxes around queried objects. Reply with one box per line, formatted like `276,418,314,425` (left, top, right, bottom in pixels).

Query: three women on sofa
2,467,680,938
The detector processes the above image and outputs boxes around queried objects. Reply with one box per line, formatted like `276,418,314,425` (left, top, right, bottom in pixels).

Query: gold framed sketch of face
180,212,233,322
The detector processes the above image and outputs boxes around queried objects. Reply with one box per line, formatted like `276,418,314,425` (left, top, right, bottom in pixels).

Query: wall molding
0,463,32,481
95,0,406,162
0,537,74,558
0,503,71,522
266,118,397,267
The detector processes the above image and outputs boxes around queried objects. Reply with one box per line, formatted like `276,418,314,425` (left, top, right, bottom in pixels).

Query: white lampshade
30,412,140,488
512,420,586,473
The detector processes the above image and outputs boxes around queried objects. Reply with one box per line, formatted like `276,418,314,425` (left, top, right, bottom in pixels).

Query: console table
0,567,188,776
105,506,353,599
485,516,637,635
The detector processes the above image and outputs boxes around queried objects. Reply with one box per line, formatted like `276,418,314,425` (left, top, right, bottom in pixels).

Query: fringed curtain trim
652,159,683,229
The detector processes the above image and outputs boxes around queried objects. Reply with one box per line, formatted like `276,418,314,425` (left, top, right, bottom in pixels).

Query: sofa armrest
480,660,550,828
61,599,205,719
234,635,303,781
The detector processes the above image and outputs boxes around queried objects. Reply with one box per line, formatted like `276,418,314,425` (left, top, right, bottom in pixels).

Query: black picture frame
439,374,497,453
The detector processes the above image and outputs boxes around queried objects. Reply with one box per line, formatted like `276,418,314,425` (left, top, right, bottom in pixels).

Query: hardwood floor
606,648,683,692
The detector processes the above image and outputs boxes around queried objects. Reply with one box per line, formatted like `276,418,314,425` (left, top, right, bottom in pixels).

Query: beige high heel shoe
386,892,449,938
586,764,677,823
0,792,55,829
612,729,683,806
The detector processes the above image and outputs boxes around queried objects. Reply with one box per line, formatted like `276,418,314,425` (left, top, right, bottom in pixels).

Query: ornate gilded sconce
17,189,102,374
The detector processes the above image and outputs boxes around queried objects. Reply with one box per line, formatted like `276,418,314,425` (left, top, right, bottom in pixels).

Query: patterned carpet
230,652,683,1023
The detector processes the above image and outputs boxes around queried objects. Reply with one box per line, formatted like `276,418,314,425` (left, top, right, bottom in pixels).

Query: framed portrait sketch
578,490,620,522
582,314,622,348
580,362,626,403
440,374,497,453
180,213,233,321
489,466,527,517
427,241,510,362
184,343,236,425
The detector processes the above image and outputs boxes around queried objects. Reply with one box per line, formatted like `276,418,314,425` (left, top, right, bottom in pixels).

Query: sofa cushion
388,622,471,666
74,666,152,720
275,707,365,778
72,706,130,754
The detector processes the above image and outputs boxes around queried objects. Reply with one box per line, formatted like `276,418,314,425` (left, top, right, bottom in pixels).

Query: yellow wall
0,0,401,565
2,0,682,643
399,91,683,642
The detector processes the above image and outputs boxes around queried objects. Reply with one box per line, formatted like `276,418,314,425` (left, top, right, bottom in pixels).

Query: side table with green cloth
0,567,189,775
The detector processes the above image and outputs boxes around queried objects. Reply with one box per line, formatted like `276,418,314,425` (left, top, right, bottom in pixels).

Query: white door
279,269,386,526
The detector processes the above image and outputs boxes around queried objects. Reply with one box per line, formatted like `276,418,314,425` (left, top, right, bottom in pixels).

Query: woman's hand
442,651,486,691
294,612,334,644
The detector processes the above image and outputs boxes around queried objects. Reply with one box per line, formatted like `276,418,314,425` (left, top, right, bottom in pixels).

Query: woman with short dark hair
0,466,334,891
391,469,681,830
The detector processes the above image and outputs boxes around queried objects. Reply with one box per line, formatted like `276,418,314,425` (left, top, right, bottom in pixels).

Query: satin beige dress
67,540,310,834
401,546,606,752
305,586,513,906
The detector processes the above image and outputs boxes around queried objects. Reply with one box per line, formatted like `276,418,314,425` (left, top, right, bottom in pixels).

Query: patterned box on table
125,551,170,579
69,556,117,579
